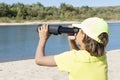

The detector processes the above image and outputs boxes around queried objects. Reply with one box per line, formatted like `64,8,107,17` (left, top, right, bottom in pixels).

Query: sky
0,0,120,7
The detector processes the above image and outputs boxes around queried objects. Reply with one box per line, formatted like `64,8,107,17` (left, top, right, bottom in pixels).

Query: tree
0,3,9,17
0,2,120,22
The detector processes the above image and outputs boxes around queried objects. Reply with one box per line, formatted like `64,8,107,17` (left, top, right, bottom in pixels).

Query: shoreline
0,49,119,63
0,21,80,26
0,20,120,26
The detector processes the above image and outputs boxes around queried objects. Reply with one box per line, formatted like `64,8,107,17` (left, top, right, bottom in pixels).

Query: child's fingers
68,25,74,28
40,24,48,31
68,35,76,40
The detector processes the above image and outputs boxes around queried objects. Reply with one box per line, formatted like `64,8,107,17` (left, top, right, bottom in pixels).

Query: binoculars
37,24,79,35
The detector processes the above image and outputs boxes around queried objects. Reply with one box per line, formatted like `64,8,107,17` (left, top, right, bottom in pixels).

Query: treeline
0,2,120,22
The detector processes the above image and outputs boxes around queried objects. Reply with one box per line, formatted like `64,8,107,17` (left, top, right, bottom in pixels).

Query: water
0,25,39,62
0,23,120,62
107,23,120,50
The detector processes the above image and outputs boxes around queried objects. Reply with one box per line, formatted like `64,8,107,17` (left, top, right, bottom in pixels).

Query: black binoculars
37,24,79,35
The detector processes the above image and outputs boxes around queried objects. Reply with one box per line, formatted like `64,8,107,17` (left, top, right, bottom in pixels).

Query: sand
0,50,120,80
0,20,119,26
0,21,80,26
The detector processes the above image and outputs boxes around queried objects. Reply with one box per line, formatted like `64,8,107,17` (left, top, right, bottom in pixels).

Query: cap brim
72,24,83,29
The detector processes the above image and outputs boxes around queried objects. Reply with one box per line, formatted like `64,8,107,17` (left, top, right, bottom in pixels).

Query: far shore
0,21,80,26
0,20,120,26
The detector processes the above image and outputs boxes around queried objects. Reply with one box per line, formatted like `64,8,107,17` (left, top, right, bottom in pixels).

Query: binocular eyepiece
37,25,79,35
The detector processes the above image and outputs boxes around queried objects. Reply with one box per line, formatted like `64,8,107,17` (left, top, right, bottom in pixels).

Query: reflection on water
0,23,120,62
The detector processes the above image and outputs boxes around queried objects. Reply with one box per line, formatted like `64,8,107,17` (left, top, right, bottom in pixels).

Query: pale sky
0,0,120,7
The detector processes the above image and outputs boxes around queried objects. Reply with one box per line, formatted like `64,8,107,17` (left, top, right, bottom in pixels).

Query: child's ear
82,33,86,41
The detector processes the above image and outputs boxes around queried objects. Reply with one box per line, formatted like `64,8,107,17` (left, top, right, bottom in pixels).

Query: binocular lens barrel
37,25,79,35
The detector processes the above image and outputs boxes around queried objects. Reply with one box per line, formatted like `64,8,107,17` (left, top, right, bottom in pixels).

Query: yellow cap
72,17,109,43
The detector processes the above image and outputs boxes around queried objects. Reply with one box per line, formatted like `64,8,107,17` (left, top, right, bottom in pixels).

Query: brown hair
82,31,109,57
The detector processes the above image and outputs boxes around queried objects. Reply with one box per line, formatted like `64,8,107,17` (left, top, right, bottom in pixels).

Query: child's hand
38,24,50,41
68,25,76,40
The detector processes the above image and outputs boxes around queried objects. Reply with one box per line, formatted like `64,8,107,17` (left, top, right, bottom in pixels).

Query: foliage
0,2,120,22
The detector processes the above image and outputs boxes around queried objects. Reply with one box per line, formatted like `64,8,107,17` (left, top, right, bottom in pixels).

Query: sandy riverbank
0,50,120,80
0,21,80,26
0,20,120,26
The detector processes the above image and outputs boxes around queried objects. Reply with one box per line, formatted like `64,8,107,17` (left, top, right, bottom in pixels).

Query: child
35,17,109,80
